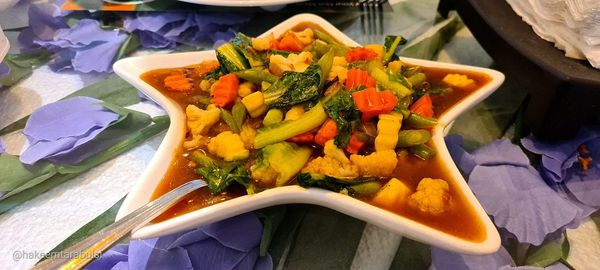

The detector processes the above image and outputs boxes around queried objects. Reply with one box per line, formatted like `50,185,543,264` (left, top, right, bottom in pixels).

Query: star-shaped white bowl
114,13,504,255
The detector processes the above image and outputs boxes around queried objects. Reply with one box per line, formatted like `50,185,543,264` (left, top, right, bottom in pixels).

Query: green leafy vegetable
310,40,348,58
408,144,436,160
323,83,360,148
251,142,312,187
405,113,438,128
396,130,432,148
297,173,381,197
192,151,250,194
231,33,265,68
216,43,250,73
254,102,328,149
313,29,343,46
383,35,407,63
263,65,322,108
234,68,278,84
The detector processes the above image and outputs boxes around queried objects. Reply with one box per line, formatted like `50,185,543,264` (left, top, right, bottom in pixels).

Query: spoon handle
33,179,207,270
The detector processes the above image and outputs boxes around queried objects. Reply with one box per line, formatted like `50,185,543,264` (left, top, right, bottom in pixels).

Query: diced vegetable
396,130,431,148
251,142,312,186
285,105,305,121
263,109,284,126
371,178,411,208
383,36,407,63
287,131,314,143
234,68,278,84
192,151,251,194
297,172,382,196
375,113,403,152
315,119,339,146
408,144,436,160
254,102,328,148
346,132,366,154
346,47,378,62
345,68,376,90
242,91,267,118
278,32,305,52
410,94,434,118
208,131,250,161
365,61,412,97
211,74,240,108
352,87,398,121
216,43,250,73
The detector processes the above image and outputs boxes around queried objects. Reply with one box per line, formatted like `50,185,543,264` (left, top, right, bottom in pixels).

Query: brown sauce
142,25,492,242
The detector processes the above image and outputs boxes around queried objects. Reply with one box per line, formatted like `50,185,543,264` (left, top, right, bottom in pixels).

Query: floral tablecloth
0,0,598,269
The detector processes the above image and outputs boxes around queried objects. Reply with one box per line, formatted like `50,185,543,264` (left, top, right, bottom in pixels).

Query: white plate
178,0,306,7
114,13,504,255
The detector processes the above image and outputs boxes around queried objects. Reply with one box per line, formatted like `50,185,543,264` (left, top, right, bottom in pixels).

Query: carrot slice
315,119,339,146
211,74,240,107
345,47,378,62
352,87,398,121
345,68,376,90
287,131,315,143
164,70,192,92
277,32,304,52
346,132,366,154
410,94,434,118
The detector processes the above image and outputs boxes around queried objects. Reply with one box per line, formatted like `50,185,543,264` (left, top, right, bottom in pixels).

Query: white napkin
507,0,600,69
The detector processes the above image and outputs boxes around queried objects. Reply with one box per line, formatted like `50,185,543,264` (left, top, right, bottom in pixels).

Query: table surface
0,1,599,269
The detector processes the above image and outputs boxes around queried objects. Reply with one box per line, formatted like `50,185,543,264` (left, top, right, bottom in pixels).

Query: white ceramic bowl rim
114,13,505,255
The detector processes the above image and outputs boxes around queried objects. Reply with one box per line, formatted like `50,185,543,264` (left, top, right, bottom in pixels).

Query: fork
359,0,385,44
32,179,207,270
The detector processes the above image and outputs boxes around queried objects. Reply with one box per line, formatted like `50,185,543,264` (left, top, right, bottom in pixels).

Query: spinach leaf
231,33,265,68
323,84,360,148
192,151,251,194
264,65,322,109
297,173,380,196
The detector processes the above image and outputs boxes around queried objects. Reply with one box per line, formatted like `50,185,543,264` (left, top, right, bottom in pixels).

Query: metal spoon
32,179,207,270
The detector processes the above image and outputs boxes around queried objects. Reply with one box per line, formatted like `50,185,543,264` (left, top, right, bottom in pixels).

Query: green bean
349,182,383,197
312,40,347,58
396,130,431,148
408,144,436,160
314,29,343,46
407,72,427,86
405,113,438,128
234,69,278,84
232,99,247,132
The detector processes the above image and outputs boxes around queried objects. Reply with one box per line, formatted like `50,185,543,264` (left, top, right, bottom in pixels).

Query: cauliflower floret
408,178,450,215
269,52,313,76
294,28,314,45
328,65,348,82
303,140,359,178
350,150,397,177
442,74,475,90
183,105,220,149
207,131,250,161
252,33,274,51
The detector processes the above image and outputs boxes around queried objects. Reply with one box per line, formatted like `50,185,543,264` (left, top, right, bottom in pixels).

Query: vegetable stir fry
144,25,487,224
